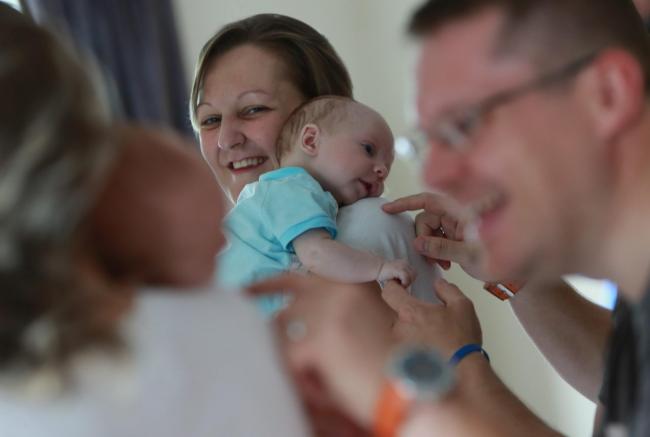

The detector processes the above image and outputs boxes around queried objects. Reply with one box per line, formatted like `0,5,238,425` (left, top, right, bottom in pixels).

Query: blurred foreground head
0,5,224,378
0,3,116,373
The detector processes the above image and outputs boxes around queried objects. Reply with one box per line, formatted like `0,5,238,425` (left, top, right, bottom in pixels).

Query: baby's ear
299,124,320,156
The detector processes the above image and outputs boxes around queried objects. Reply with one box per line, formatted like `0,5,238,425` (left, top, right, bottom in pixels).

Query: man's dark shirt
598,285,650,436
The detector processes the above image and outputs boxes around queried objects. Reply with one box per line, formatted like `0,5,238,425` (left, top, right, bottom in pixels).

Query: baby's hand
377,259,416,287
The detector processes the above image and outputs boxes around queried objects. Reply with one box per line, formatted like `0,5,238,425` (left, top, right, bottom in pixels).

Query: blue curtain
26,0,192,135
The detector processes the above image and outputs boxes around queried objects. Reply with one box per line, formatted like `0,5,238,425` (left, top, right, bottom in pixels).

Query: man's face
416,10,611,281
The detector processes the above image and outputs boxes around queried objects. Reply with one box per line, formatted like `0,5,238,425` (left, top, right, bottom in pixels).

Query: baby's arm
292,229,415,286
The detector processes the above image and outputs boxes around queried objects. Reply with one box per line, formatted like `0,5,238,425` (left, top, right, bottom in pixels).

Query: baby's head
277,96,394,205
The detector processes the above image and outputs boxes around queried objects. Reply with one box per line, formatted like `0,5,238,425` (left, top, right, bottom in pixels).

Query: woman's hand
248,275,395,428
383,192,493,281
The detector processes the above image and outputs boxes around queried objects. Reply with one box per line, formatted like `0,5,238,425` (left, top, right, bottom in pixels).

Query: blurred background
6,0,622,435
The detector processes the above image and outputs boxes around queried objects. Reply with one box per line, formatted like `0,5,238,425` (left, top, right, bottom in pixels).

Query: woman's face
196,44,305,203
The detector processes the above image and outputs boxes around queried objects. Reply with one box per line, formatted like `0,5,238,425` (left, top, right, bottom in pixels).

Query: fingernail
435,278,448,286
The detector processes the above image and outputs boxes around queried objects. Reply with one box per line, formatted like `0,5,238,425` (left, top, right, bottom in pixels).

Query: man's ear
583,49,646,142
299,124,320,156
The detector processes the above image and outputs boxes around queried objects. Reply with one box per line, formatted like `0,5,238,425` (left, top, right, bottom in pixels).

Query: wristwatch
374,347,455,437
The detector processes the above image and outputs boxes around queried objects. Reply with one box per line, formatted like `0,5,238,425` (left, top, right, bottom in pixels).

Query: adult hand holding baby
249,275,393,429
248,274,483,432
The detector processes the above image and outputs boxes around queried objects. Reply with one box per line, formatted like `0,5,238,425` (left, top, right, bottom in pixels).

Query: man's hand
382,278,483,357
383,192,492,280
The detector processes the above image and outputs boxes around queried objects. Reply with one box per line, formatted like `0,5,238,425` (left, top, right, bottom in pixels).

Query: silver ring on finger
285,319,308,342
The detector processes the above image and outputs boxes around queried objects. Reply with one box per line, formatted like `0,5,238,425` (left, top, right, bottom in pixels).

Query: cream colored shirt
0,288,310,437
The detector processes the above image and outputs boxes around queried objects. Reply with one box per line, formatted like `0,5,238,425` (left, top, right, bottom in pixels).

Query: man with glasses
252,0,650,435
407,1,650,435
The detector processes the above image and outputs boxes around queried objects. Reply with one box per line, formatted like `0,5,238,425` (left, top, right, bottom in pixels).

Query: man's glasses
412,50,600,154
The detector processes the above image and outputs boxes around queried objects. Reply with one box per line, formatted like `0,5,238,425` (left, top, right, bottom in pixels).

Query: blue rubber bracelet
448,344,490,366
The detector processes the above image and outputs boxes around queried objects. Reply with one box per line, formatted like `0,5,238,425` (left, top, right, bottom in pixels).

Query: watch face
403,350,446,381
393,347,454,402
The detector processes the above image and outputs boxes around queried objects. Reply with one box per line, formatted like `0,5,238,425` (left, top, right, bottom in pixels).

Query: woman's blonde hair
189,13,353,132
0,5,118,374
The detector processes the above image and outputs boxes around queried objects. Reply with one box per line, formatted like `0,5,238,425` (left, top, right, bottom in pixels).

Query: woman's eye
361,143,375,156
242,106,269,116
200,116,221,128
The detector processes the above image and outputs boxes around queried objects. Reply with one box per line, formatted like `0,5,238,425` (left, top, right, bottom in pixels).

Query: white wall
173,1,596,435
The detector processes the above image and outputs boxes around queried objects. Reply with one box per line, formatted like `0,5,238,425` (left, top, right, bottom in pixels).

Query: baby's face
315,106,395,205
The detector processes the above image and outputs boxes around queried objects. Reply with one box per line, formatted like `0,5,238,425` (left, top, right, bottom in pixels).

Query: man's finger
382,193,429,214
414,211,442,238
440,214,460,240
414,235,479,266
382,192,449,215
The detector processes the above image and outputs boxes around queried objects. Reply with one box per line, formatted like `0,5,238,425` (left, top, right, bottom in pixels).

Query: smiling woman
189,13,442,304
196,44,306,201
190,13,353,203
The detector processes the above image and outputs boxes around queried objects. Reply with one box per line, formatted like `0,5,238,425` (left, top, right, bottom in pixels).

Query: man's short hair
276,95,355,159
409,0,650,85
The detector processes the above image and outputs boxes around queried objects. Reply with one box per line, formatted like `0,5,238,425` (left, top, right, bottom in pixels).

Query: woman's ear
299,124,320,156
583,49,646,143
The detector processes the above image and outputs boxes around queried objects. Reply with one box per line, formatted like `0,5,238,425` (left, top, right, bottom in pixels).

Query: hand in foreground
382,278,483,357
378,259,416,287
248,275,395,428
383,192,494,281
299,377,370,437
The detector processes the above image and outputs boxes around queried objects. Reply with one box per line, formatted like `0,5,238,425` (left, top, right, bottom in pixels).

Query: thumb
414,235,479,266
433,278,468,306
380,280,414,313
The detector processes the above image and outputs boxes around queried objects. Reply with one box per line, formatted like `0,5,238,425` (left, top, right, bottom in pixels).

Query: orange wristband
483,281,525,300
374,381,408,437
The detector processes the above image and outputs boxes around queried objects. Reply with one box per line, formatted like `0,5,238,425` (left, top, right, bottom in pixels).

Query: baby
218,96,415,314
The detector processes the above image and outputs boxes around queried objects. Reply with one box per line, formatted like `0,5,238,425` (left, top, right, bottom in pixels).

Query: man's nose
423,145,467,192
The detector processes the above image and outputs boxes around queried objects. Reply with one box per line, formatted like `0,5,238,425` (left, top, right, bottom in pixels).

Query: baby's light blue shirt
217,167,338,315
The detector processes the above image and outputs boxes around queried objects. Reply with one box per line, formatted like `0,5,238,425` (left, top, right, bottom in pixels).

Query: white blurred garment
337,197,442,303
0,288,310,437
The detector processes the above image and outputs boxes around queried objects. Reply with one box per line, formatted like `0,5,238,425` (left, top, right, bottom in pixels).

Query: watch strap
448,343,490,366
374,380,407,437
483,281,525,300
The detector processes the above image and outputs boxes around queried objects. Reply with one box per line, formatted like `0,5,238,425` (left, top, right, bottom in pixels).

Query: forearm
509,279,612,401
402,356,561,437
294,231,382,283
